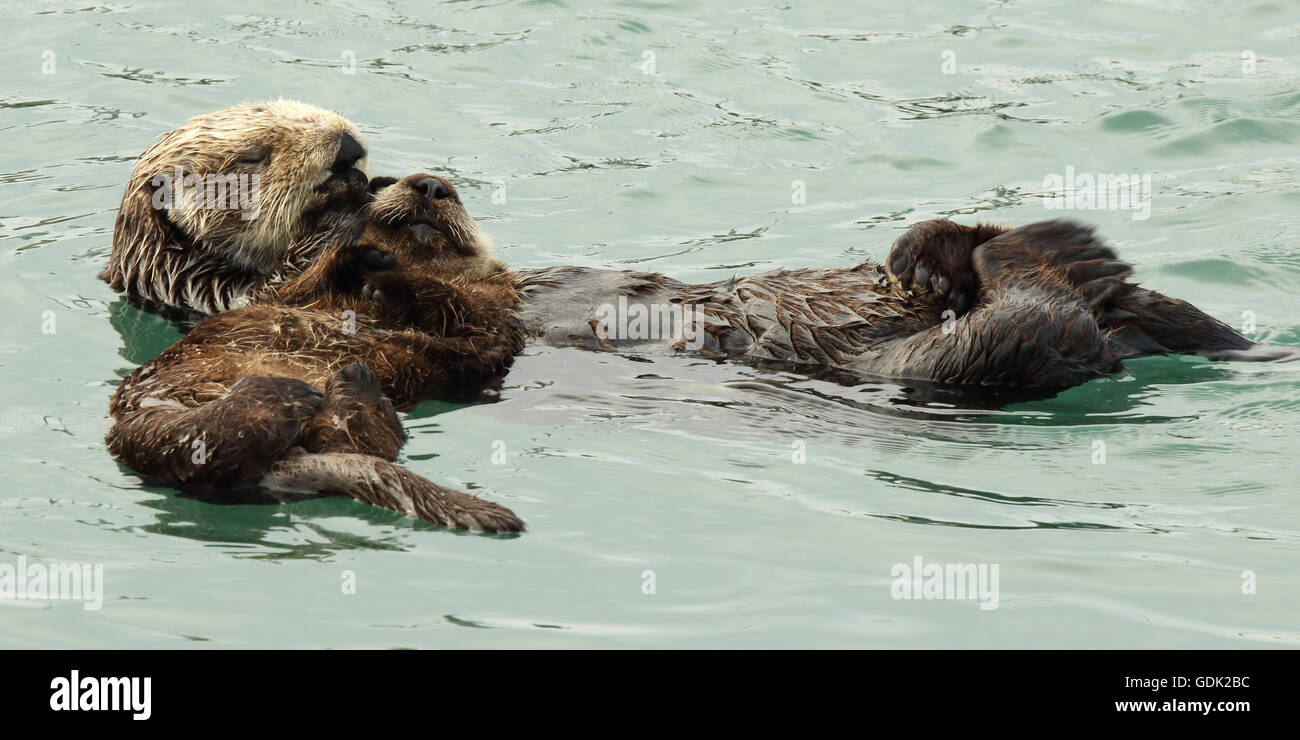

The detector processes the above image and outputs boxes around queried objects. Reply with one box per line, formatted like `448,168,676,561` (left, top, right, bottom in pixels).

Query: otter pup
107,174,526,532
101,100,373,316
514,218,1293,388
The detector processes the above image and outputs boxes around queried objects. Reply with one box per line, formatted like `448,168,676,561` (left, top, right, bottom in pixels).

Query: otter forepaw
326,360,384,399
363,248,401,272
361,270,417,307
226,376,325,420
332,244,402,294
887,218,981,315
305,361,405,459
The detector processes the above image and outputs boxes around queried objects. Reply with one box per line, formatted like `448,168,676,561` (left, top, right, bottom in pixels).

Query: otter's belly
514,264,945,366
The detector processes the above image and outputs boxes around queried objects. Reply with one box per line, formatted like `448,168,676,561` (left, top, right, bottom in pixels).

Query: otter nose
415,176,453,201
332,132,365,173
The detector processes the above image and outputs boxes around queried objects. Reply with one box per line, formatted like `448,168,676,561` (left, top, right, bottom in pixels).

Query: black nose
415,177,453,200
332,132,365,173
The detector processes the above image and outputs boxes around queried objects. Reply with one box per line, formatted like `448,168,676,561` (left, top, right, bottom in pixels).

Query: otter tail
260,452,525,534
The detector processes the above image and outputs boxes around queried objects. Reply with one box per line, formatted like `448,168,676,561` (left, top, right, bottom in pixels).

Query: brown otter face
364,173,504,281
121,100,371,273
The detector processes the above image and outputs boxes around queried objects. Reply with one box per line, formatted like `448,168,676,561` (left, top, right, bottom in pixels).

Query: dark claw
934,274,951,295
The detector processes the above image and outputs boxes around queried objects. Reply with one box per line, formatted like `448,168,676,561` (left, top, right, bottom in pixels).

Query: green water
3,0,1299,648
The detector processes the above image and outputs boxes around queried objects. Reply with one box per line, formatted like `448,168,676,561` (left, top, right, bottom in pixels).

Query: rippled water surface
3,0,1300,648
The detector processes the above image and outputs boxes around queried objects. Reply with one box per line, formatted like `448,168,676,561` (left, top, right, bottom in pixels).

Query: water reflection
106,297,189,367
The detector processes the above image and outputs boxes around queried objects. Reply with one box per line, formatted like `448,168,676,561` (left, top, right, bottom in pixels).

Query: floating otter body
107,174,525,532
101,100,373,316
515,218,1291,388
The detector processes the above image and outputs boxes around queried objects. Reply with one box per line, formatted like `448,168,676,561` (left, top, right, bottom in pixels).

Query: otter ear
368,176,398,193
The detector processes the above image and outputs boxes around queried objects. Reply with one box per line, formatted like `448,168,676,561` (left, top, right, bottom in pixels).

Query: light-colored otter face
365,173,504,281
119,100,370,272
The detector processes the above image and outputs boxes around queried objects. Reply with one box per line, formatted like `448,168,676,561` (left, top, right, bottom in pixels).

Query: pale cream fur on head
105,100,369,309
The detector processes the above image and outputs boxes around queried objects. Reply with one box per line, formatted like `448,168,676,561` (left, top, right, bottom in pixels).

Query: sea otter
101,100,373,316
106,174,526,532
512,218,1295,388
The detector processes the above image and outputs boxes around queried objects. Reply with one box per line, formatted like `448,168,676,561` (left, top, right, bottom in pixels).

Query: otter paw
887,219,980,315
215,377,326,471
325,360,386,400
226,376,324,418
333,245,402,294
361,270,417,307
363,248,401,272
309,361,405,458
368,176,399,193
